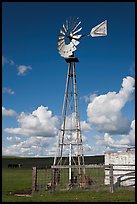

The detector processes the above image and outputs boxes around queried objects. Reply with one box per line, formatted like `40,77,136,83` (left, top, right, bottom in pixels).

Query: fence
2,164,135,198
32,165,108,195
105,164,135,193
32,164,135,195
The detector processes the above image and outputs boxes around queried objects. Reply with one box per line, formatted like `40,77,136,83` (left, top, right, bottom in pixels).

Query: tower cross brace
53,57,85,182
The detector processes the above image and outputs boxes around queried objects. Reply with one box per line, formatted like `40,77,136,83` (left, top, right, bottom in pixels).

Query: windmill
52,17,107,188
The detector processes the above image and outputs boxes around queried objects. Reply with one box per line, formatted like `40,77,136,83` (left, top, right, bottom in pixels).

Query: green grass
2,169,32,194
2,189,135,202
2,168,135,202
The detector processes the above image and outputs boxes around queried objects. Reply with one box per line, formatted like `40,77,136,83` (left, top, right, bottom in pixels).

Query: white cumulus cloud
2,107,17,117
3,106,93,156
87,76,135,134
4,105,58,137
96,120,135,149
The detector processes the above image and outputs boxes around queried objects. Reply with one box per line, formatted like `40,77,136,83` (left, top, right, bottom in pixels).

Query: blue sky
2,2,135,157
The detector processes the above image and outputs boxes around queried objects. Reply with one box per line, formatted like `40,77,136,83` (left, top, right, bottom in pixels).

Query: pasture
2,156,135,202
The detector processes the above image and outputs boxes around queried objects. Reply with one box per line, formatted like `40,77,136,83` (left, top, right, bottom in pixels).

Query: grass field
2,168,135,202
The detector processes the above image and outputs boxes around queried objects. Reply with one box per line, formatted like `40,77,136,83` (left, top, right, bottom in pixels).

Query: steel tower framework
53,56,85,182
52,17,107,187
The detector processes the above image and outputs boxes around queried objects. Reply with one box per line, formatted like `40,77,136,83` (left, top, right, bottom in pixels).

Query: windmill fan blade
64,44,73,52
59,36,65,40
58,39,65,46
70,42,77,52
63,24,67,33
58,34,65,37
72,21,81,33
69,17,79,31
57,40,65,47
72,27,82,35
72,34,82,39
71,39,80,46
59,49,65,57
66,20,68,31
58,42,65,50
58,45,65,52
61,43,76,52
60,51,70,58
59,43,77,58
58,44,64,50
59,49,71,58
68,16,73,30
60,29,65,35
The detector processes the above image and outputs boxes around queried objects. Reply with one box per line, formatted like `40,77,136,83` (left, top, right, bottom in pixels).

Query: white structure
105,150,135,187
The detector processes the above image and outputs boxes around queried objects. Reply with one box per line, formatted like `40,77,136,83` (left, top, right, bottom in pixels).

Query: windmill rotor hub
57,17,82,58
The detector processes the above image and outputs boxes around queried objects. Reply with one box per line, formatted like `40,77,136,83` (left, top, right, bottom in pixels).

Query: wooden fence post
117,177,121,188
51,168,56,192
32,167,37,194
109,164,114,193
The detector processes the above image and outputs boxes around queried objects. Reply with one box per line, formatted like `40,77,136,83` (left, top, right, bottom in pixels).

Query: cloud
3,74,134,156
4,105,58,137
81,121,91,132
3,107,93,157
83,144,104,156
2,134,101,157
5,136,21,144
82,93,97,103
2,56,14,66
87,76,135,134
96,120,135,149
60,112,91,132
2,56,32,76
2,87,15,95
17,65,32,76
2,136,56,157
2,107,17,117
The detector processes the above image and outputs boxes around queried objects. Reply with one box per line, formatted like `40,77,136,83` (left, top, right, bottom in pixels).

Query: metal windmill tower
52,17,107,185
